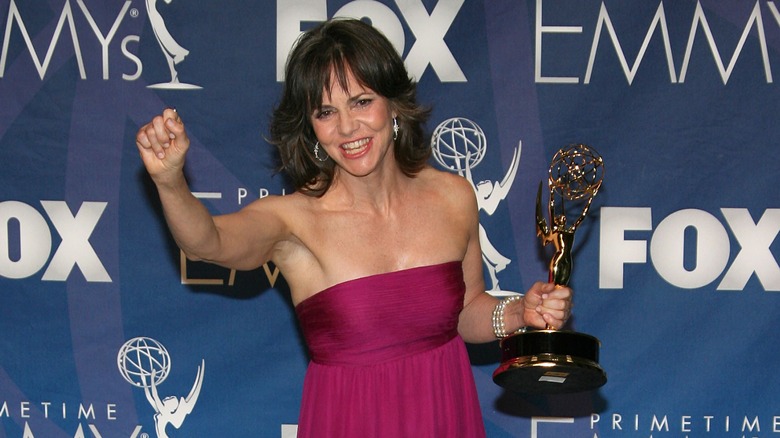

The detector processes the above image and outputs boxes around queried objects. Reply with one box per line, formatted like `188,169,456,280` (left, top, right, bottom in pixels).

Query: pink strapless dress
294,261,486,437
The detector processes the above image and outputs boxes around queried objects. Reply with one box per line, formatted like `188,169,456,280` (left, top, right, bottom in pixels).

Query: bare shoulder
229,191,319,268
241,190,309,213
417,166,478,213
410,167,477,263
238,191,315,233
217,191,318,250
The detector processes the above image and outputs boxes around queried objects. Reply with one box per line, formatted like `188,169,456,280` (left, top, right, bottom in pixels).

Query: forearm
458,293,500,344
136,108,223,261
155,175,222,262
458,293,528,344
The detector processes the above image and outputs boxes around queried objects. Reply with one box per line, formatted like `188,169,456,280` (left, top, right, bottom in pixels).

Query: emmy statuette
493,144,607,394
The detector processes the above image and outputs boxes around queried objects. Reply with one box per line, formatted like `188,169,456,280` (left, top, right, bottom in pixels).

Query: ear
388,102,398,120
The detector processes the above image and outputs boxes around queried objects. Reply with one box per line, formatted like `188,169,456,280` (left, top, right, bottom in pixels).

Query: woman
136,18,572,437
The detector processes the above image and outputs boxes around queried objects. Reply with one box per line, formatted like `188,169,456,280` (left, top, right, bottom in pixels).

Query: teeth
341,138,369,151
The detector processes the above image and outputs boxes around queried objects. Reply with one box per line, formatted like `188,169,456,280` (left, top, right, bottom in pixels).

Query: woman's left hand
510,282,573,330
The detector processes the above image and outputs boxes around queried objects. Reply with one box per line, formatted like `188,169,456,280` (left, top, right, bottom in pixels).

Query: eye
351,94,375,110
355,98,372,107
314,108,334,120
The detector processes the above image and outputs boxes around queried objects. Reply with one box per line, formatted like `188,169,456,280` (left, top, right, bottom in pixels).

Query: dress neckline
295,260,462,309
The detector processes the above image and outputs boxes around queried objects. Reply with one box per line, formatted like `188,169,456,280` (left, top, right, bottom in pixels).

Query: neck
326,166,410,213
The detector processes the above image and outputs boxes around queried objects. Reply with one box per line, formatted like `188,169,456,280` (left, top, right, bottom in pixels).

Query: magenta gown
294,261,486,437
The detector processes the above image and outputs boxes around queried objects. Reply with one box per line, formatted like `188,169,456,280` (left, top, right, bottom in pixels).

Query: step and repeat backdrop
1,0,779,437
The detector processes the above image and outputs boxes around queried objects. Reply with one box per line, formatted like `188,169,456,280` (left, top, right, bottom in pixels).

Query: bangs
293,22,396,116
305,53,374,116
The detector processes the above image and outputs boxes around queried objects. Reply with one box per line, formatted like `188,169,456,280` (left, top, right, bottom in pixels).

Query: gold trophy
493,144,607,394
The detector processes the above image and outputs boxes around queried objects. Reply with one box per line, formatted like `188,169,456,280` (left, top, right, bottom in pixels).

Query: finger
163,107,178,122
164,117,186,141
546,304,568,319
539,300,566,314
140,121,168,159
523,289,542,308
136,128,152,149
163,109,180,136
524,311,547,329
542,287,572,301
541,300,573,323
163,110,189,148
543,312,565,329
151,116,173,147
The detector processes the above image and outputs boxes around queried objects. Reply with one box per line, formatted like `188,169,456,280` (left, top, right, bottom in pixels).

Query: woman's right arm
135,108,287,271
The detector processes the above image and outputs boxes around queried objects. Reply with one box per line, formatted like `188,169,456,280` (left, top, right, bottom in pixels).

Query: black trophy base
493,330,607,394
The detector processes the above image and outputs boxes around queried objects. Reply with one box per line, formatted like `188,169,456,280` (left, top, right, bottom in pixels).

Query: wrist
491,295,524,338
153,170,189,193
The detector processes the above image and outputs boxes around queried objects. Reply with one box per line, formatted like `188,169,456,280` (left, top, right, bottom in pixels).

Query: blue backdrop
1,0,779,437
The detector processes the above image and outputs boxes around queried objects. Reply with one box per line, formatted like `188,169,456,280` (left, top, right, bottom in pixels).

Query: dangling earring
313,141,329,162
392,117,399,141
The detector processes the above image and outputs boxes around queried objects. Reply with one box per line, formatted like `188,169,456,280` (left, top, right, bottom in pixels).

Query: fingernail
157,152,165,159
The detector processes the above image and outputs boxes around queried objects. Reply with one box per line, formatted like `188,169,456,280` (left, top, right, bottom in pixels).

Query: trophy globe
117,337,171,388
549,144,605,204
431,118,487,173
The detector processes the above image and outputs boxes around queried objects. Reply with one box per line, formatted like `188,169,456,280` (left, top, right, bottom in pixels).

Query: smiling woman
270,18,431,196
309,76,396,177
134,17,571,438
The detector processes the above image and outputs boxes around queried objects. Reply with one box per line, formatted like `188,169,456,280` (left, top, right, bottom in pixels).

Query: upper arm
205,195,294,271
441,174,502,343
448,175,486,304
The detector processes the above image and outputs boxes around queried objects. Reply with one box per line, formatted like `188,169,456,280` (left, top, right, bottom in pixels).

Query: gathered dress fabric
294,261,486,437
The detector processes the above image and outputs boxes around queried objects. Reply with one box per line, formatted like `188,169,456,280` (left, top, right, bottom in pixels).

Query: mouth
340,138,371,157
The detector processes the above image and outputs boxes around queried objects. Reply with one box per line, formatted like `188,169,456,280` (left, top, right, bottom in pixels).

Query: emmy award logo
117,337,205,438
493,144,607,394
431,117,521,292
145,0,201,89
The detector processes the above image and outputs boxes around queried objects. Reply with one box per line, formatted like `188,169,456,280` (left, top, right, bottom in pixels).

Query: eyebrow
319,90,375,108
348,91,375,103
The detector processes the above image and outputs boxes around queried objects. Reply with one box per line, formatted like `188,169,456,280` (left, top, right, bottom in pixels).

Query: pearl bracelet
492,295,523,339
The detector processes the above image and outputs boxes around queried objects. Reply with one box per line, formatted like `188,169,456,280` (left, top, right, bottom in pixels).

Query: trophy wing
535,181,550,238
495,142,521,198
184,360,205,407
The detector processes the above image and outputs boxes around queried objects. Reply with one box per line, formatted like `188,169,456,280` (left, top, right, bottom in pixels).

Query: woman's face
310,70,396,178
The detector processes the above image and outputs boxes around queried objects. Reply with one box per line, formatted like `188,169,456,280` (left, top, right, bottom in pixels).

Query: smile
340,138,371,156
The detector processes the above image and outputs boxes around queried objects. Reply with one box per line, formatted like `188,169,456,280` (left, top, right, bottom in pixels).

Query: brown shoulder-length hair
269,18,431,196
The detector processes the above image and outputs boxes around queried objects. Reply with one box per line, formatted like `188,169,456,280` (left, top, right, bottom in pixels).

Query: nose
337,112,358,137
